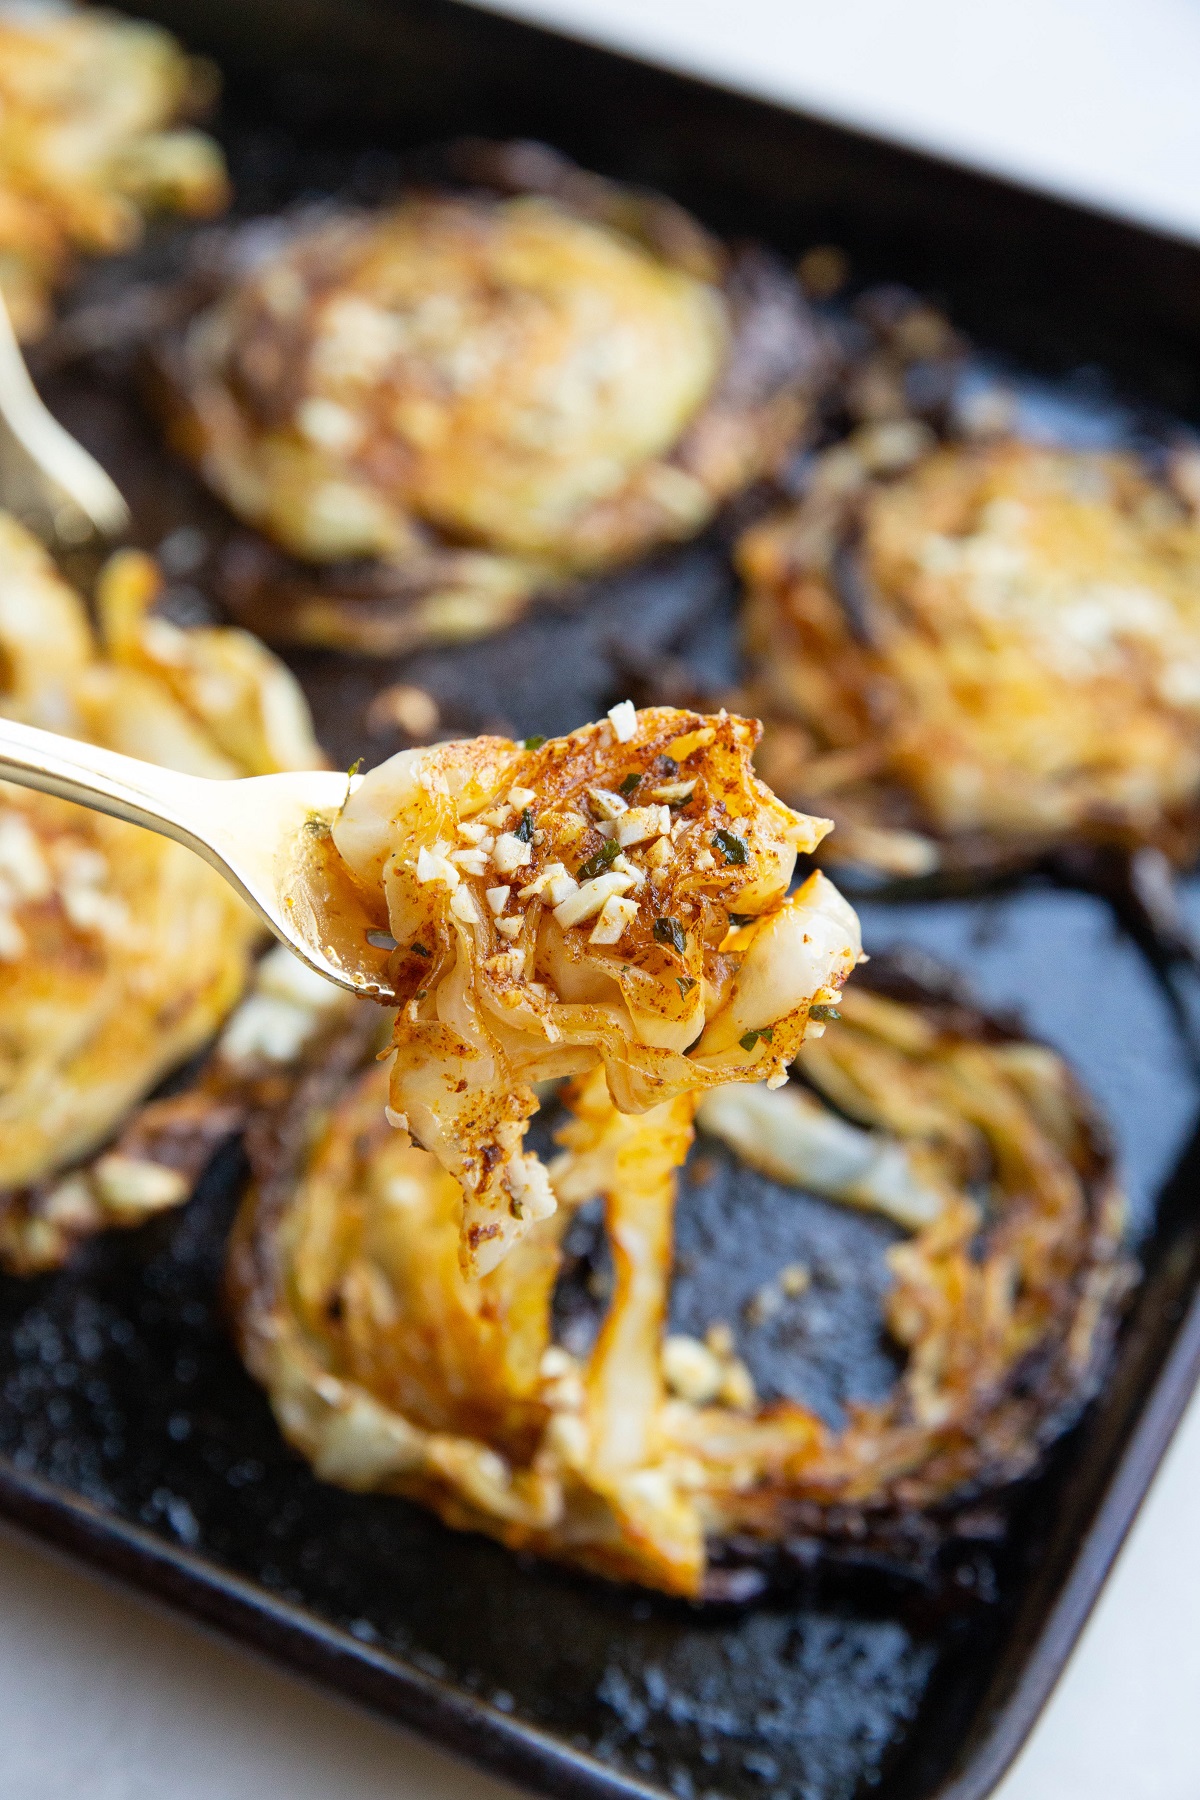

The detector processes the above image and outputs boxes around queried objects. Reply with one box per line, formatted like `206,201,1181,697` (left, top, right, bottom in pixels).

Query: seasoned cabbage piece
330,704,861,1273
229,961,1128,1596
742,435,1200,876
0,518,322,1272
0,3,227,338
155,143,825,653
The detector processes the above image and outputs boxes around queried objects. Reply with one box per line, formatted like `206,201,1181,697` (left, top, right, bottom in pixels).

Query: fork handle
0,714,389,999
0,286,130,539
0,713,216,853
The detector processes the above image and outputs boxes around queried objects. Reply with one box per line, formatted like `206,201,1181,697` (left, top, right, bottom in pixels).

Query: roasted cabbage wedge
0,2,227,340
152,140,827,654
0,519,323,1273
328,703,861,1274
739,288,1200,882
228,956,1129,1597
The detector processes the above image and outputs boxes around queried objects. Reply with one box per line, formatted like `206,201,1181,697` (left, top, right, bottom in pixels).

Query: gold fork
0,288,129,547
0,295,393,998
0,713,395,999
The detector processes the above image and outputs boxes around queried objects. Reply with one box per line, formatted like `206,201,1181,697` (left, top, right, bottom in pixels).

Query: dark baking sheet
4,5,1200,1799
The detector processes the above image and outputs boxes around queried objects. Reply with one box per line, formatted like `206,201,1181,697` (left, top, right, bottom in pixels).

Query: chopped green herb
347,757,363,778
713,829,749,865
676,975,696,998
728,911,756,928
576,838,621,880
739,1026,774,1052
516,807,535,843
619,771,641,796
412,942,431,958
415,990,427,1000
510,1197,524,1219
809,1005,841,1022
653,915,686,954
521,734,546,750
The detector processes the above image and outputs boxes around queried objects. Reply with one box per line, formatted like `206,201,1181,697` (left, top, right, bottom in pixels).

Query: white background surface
475,0,1200,245
6,0,1200,1794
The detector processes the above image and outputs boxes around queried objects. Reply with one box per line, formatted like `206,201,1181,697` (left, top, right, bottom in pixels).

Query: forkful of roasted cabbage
0,699,861,1274
330,704,861,1272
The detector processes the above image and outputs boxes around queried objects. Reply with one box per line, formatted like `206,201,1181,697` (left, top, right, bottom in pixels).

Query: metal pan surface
3,4,1200,1798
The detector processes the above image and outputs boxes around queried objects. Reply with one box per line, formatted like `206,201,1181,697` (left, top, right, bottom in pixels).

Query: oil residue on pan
0,884,1194,1800
0,1154,939,1800
4,34,1200,1800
